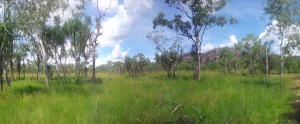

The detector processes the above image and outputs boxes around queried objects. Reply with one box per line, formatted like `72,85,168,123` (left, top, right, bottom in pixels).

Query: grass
0,71,295,123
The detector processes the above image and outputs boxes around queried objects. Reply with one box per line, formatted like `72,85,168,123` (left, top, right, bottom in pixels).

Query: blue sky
0,0,287,66
93,0,271,65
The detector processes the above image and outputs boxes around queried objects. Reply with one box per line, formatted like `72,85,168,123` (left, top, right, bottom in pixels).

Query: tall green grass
0,71,295,123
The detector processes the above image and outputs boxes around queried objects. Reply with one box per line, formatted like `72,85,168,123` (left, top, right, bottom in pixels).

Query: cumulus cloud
47,0,82,26
202,43,214,52
259,20,300,54
259,20,279,41
220,35,238,47
105,44,130,62
98,0,154,47
0,4,3,19
92,0,119,14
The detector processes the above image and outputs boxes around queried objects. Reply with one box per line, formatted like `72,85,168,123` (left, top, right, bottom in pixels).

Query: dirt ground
290,78,300,123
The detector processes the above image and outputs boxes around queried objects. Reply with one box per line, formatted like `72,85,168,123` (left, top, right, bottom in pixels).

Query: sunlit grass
0,71,295,123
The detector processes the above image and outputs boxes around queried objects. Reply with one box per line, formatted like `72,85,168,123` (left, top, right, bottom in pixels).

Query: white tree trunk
4,63,10,89
54,53,60,78
38,40,49,88
266,47,269,84
280,42,284,87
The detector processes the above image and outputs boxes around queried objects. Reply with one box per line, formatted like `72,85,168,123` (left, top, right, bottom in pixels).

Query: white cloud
98,0,154,47
47,0,82,26
259,20,300,54
230,35,238,44
202,43,214,52
92,0,119,14
259,20,279,41
220,35,238,47
106,44,130,61
0,4,3,19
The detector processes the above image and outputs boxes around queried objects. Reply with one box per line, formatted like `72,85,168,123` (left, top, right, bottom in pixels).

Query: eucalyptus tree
262,40,274,83
14,42,29,79
264,0,300,87
234,42,243,74
1,24,14,89
89,0,108,82
63,17,91,77
14,0,66,87
241,34,264,75
42,19,66,78
152,0,236,80
124,56,135,76
0,0,19,91
133,53,150,75
220,47,233,74
112,61,124,75
29,37,42,81
147,29,183,78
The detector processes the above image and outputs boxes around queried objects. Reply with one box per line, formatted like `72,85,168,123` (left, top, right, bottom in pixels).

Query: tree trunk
226,60,228,74
280,42,284,87
75,57,80,77
287,56,291,74
0,55,3,92
39,40,49,88
235,57,237,75
92,56,96,82
42,56,49,87
55,59,60,78
58,56,66,78
194,42,201,80
36,61,40,82
250,59,254,75
10,60,14,81
17,59,21,79
266,48,269,84
4,64,10,89
23,61,26,78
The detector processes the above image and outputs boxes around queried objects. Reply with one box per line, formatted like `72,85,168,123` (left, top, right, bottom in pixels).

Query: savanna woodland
1,0,300,123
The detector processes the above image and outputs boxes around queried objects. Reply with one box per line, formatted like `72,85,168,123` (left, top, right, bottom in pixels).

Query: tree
264,0,300,87
241,34,264,75
0,0,19,91
29,37,42,82
42,16,67,79
63,17,91,78
124,53,150,76
220,47,233,74
133,53,149,75
234,42,243,74
264,40,273,83
147,29,183,78
14,42,29,79
124,56,135,76
15,0,66,87
153,0,236,80
89,0,110,82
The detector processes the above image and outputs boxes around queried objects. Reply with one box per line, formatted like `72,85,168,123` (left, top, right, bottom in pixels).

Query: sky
92,0,270,66
0,0,273,66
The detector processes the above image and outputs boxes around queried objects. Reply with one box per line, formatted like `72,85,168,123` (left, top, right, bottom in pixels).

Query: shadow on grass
291,86,300,91
285,99,300,123
292,100,300,122
13,85,45,95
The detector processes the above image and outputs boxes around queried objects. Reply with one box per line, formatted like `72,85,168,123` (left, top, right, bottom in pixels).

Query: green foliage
63,17,91,77
241,34,264,75
147,29,184,78
0,72,294,123
153,0,236,80
124,53,150,76
264,0,300,27
220,47,233,74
